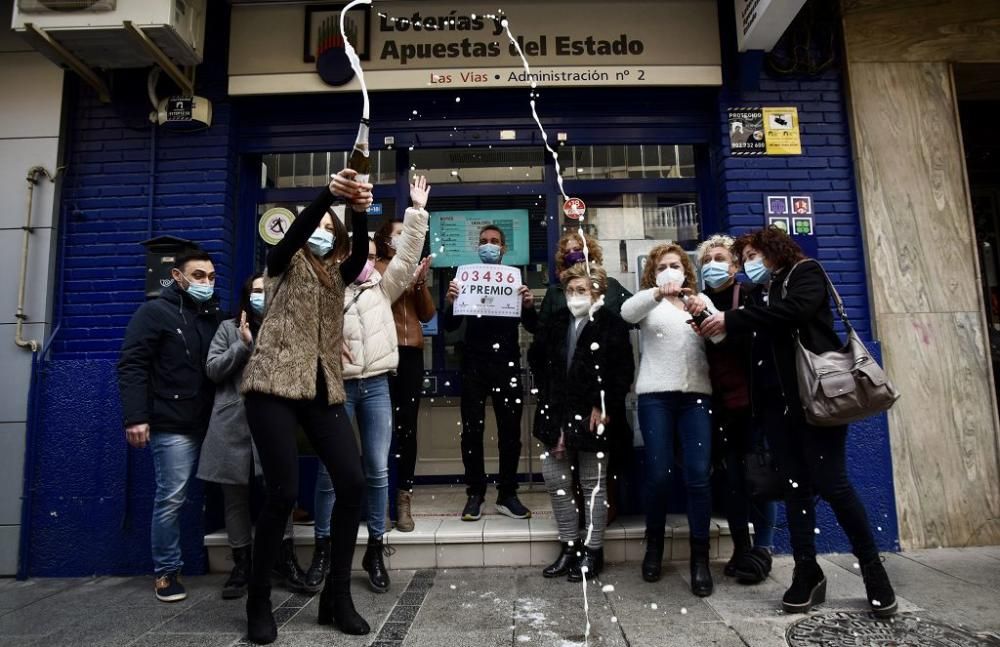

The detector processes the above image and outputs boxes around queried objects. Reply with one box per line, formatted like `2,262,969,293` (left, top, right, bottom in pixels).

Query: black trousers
244,374,364,593
460,360,523,498
759,390,879,564
389,346,424,491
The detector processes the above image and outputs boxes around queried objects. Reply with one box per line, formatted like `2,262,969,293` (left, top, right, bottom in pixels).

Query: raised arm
381,177,431,302
205,320,252,384
266,188,335,278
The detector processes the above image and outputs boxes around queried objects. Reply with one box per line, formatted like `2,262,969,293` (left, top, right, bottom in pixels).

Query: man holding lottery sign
443,224,537,522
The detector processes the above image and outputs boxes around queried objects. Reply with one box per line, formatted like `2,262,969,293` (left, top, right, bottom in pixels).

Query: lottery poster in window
453,264,522,318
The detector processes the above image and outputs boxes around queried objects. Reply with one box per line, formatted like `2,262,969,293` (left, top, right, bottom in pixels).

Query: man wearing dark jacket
118,248,222,603
443,224,537,522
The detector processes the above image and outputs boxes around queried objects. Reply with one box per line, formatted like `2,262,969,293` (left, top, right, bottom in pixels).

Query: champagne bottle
348,118,371,185
681,293,725,343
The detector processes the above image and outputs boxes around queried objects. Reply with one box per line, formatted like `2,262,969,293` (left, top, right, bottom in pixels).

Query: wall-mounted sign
367,202,384,216
792,216,814,235
429,209,529,267
229,1,722,95
766,193,812,229
735,0,808,52
766,195,788,215
259,207,296,245
563,197,586,220
768,216,790,233
453,264,523,318
166,96,192,122
728,107,765,155
304,4,372,87
791,195,812,215
762,106,801,155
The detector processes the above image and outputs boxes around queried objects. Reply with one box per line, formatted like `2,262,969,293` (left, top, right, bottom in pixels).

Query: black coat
524,277,633,334
117,283,223,435
528,307,634,453
725,259,842,412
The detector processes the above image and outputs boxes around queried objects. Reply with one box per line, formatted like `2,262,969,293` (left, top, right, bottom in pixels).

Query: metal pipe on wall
14,166,55,352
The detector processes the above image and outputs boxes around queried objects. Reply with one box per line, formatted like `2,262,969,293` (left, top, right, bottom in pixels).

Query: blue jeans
315,375,392,539
638,391,712,540
149,432,202,575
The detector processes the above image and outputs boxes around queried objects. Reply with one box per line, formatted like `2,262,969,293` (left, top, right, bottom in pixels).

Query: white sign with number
454,264,522,318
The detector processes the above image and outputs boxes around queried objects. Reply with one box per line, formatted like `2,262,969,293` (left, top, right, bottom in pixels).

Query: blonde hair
696,234,735,265
561,262,607,296
556,231,603,269
640,243,698,291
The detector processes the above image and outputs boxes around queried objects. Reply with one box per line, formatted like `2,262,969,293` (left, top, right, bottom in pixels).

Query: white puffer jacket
342,205,428,380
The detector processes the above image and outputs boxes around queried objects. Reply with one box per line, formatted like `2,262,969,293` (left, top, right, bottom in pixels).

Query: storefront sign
430,209,529,267
229,1,722,95
259,207,296,245
454,264,523,318
762,107,801,155
735,0,807,52
728,107,765,155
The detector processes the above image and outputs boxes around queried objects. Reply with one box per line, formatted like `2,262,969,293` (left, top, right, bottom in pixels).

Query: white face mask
566,294,593,317
656,267,685,288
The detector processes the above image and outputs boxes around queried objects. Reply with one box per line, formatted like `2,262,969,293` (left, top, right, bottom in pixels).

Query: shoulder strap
781,258,853,331
343,284,373,314
731,283,741,310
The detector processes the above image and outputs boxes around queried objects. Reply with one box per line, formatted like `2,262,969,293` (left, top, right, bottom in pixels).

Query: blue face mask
307,229,334,257
702,261,732,289
744,257,771,284
249,293,265,314
185,281,214,303
478,243,502,264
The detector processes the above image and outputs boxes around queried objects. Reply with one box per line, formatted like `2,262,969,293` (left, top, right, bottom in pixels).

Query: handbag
782,260,901,427
743,443,783,501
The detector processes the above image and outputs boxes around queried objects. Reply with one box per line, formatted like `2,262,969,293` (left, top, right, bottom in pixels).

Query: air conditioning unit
12,0,206,69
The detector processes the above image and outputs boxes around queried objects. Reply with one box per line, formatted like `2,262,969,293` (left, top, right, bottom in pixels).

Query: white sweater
620,288,715,396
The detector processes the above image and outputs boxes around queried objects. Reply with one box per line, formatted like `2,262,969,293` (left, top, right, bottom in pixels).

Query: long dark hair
374,219,399,260
732,227,806,271
303,207,351,289
238,272,265,333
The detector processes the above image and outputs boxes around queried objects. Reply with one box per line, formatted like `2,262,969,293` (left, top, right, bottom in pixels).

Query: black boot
246,584,277,644
642,528,665,582
725,527,752,577
568,547,604,583
303,537,331,594
542,542,578,578
690,537,714,597
318,578,371,635
861,557,897,618
361,535,391,593
782,558,827,614
223,545,252,600
733,546,772,584
272,538,308,593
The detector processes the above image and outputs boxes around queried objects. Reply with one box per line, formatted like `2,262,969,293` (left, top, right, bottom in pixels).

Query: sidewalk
2,547,999,646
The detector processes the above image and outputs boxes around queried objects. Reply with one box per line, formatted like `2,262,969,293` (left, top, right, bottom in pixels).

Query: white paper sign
454,264,522,318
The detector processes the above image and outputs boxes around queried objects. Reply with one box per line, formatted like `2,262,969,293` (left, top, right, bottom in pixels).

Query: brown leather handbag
783,260,901,427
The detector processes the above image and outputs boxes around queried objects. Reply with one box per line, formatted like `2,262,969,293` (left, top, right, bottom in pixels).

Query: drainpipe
14,166,55,352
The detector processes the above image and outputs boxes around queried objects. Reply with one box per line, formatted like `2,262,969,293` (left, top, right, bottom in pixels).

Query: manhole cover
786,612,1000,647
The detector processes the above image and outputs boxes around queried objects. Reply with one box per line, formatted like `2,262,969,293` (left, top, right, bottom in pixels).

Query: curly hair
639,243,698,291
695,234,735,265
374,219,399,260
561,262,608,296
731,226,805,269
555,231,604,269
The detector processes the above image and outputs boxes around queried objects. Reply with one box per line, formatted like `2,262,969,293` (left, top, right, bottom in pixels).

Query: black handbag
743,444,783,501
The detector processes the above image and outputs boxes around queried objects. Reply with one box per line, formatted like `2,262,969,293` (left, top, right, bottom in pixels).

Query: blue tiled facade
21,3,898,575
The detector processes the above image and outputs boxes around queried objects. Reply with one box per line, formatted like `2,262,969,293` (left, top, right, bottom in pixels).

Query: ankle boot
318,578,371,635
396,490,415,532
246,584,277,644
361,535,391,593
303,537,331,594
223,545,252,600
272,538,308,593
690,537,714,597
568,547,604,583
725,527,752,577
861,557,897,618
642,527,665,583
543,542,578,578
782,558,826,614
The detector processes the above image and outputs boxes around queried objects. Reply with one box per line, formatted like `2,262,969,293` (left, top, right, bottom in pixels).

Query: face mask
744,257,771,284
702,261,732,289
478,243,502,264
566,294,593,317
249,293,265,314
307,229,334,257
184,278,214,303
656,267,685,288
388,235,400,251
355,259,375,284
563,250,586,268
